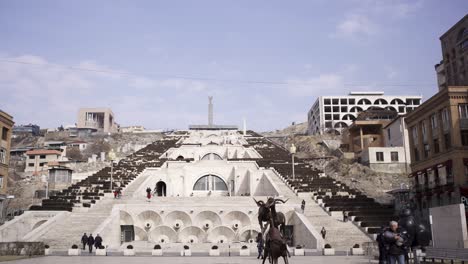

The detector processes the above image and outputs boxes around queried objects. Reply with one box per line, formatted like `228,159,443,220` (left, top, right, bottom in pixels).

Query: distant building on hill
76,108,119,133
307,91,422,135
13,124,40,136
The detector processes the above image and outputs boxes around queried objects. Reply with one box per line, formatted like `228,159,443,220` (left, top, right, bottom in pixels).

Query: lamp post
41,174,49,199
290,144,296,181
108,149,116,192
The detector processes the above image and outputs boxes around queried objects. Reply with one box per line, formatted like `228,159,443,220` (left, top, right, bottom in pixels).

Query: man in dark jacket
383,221,407,264
81,233,88,250
87,234,95,253
94,234,103,249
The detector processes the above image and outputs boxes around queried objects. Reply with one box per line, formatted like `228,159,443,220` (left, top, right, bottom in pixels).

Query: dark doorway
120,225,135,243
155,181,167,197
176,155,184,161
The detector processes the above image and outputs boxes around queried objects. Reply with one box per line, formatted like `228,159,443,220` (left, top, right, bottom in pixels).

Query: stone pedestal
323,248,335,256
209,249,220,256
124,249,135,256
96,249,107,256
294,248,305,256
351,248,363,255
68,249,80,256
152,249,163,256
240,247,250,256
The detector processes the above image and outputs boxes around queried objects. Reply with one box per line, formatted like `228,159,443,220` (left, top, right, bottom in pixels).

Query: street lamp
108,149,116,192
290,144,296,181
41,174,49,199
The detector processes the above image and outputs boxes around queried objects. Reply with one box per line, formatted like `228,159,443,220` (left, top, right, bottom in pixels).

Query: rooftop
26,149,62,156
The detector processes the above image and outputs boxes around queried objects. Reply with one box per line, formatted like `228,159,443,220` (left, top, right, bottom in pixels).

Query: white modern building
307,92,422,135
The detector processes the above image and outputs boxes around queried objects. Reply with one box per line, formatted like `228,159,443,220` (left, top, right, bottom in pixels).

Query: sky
0,1,467,131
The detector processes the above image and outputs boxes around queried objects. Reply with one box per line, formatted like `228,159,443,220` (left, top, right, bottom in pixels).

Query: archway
155,181,167,197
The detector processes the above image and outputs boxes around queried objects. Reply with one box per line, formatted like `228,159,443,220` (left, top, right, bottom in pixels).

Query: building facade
25,149,62,173
435,15,468,90
12,124,40,136
76,108,118,133
0,110,14,222
406,86,468,219
307,92,422,135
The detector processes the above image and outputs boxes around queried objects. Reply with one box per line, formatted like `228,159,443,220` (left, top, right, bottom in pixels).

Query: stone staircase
303,197,372,251
36,168,154,250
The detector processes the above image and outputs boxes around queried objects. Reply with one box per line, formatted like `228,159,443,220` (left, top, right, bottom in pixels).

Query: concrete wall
361,146,409,173
429,203,468,248
287,211,323,249
0,211,65,242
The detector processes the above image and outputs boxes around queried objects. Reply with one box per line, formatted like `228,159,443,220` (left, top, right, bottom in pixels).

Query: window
421,121,428,142
462,130,468,146
433,138,440,154
341,106,347,112
460,104,468,119
411,126,418,144
332,99,339,105
442,108,450,130
0,176,3,188
324,99,331,105
193,175,228,191
444,133,451,149
376,152,384,162
423,144,430,158
325,122,332,128
28,163,34,167
40,155,46,159
333,114,339,120
1,127,8,141
333,106,339,112
39,162,45,167
29,155,34,159
391,152,399,162
0,148,6,164
414,148,420,162
399,106,405,113
201,153,223,161
340,99,347,104
325,106,331,112
430,114,438,130
325,114,331,121
349,99,355,105
387,129,391,141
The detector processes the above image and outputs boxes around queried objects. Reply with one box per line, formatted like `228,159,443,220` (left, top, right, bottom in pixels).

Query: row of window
28,162,47,167
375,151,399,162
323,98,421,106
28,155,48,159
324,106,411,114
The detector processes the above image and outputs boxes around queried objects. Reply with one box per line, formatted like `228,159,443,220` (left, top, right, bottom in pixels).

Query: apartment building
25,149,62,174
0,110,14,221
307,92,422,135
435,15,468,90
406,86,468,218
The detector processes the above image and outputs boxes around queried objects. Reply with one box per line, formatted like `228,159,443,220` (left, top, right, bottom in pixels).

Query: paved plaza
3,256,376,264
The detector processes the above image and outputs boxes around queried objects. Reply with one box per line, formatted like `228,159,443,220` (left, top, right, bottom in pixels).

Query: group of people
81,233,103,253
113,188,122,199
377,221,411,264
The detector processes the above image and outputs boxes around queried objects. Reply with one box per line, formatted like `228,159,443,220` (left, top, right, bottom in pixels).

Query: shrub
295,245,302,249
353,244,360,248
45,245,50,249
211,245,218,250
241,245,248,250
154,245,161,250
324,244,332,249
183,245,190,250
99,245,105,249
127,245,133,249
71,245,78,249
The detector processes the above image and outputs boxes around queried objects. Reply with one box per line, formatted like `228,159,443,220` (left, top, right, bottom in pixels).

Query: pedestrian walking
301,199,306,213
256,233,264,259
94,234,103,249
320,227,326,239
146,187,152,201
87,233,95,253
383,221,407,264
343,211,349,222
81,233,88,250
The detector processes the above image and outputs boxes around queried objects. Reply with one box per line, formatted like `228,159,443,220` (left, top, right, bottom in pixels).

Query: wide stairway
303,197,372,251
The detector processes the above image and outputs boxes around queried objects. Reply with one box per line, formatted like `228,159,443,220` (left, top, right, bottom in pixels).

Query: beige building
25,149,62,174
0,110,14,221
76,108,118,133
435,14,468,90
406,86,468,218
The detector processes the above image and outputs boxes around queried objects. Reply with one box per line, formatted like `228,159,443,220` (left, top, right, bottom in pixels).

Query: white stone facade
307,92,422,135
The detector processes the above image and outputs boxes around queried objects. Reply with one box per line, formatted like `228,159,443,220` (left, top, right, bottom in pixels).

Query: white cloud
332,0,424,40
335,14,377,39
286,73,344,97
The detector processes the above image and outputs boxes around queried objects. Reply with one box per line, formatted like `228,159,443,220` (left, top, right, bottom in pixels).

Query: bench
423,247,468,263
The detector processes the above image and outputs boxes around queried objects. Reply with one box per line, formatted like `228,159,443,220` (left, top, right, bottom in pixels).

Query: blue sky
0,1,466,131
